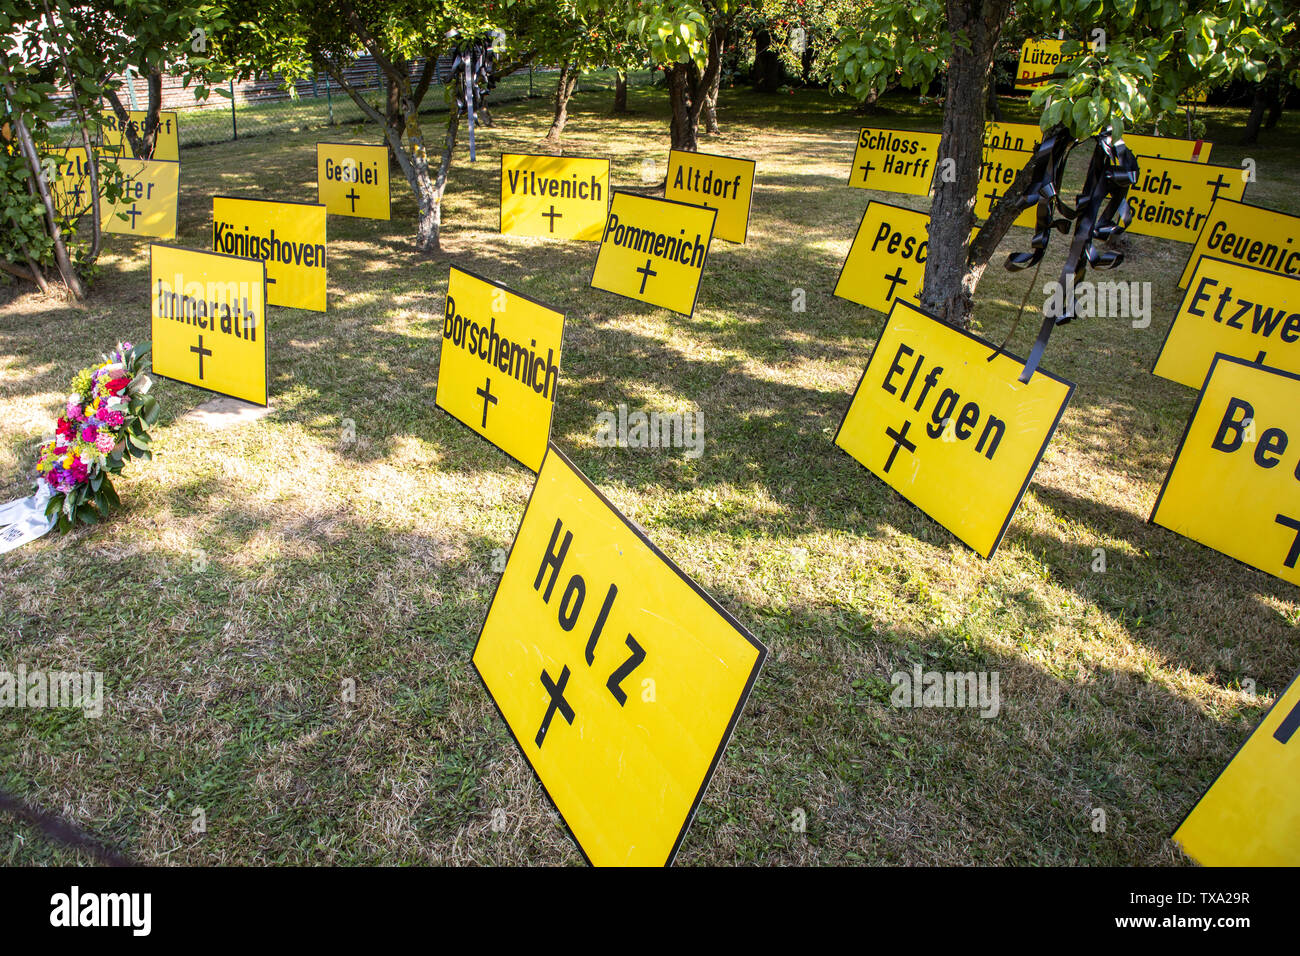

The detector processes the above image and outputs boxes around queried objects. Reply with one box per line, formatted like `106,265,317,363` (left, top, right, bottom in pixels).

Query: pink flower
81,425,98,443
100,410,125,427
95,433,116,454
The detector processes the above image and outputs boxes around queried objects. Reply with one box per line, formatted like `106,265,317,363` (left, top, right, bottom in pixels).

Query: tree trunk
920,0,1013,328
751,28,782,93
667,27,723,151
703,39,723,134
613,71,628,113
987,82,1002,121
544,62,579,142
104,68,163,159
1265,81,1283,130
1242,83,1268,144
386,60,408,167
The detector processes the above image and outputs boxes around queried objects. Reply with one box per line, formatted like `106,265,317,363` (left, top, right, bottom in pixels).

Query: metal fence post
325,73,333,125
230,79,237,141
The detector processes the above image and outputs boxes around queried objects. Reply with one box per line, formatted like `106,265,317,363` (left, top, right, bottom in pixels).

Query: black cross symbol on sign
69,183,85,209
883,419,917,473
1205,172,1231,202
984,187,1001,209
542,204,563,232
536,665,575,748
636,258,658,294
859,160,876,182
345,188,361,212
1274,697,1300,745
476,376,498,428
126,203,142,229
190,334,213,380
883,267,909,301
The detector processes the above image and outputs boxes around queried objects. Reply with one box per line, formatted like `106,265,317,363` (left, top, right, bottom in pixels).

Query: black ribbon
450,37,496,162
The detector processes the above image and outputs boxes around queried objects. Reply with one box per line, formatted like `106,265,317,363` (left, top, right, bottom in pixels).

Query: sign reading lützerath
212,197,328,312
664,149,757,244
1125,157,1248,244
834,201,929,314
589,192,717,316
150,244,268,406
835,300,1074,558
472,443,767,866
316,142,390,220
1151,355,1300,587
847,127,939,196
1155,257,1300,387
500,153,610,241
1178,198,1300,288
435,266,565,472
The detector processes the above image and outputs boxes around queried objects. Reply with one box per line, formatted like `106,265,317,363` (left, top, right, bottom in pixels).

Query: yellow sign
472,444,767,866
1151,355,1300,586
847,127,939,196
316,142,390,220
1155,257,1300,388
101,159,179,239
665,149,756,244
500,153,609,241
835,300,1075,558
1015,39,1074,91
100,110,180,161
834,201,929,314
983,121,1041,153
435,267,565,472
212,196,328,312
1126,157,1247,244
43,147,93,219
1178,198,1300,289
150,244,268,406
973,147,1035,227
1124,131,1212,163
590,192,716,316
1173,668,1300,865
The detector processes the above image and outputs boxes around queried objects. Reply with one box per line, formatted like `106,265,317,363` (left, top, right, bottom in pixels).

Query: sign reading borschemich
212,197,327,312
500,153,610,241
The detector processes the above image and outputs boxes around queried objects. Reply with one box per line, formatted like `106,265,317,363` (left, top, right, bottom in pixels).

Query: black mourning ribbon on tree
450,36,497,162
1004,125,1139,383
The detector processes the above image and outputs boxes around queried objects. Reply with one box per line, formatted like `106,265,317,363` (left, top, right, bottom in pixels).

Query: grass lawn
1,81,1297,866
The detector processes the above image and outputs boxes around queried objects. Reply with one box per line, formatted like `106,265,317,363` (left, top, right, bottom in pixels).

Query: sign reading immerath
1173,668,1300,866
100,109,180,161
101,158,179,239
1178,198,1300,288
436,266,565,472
212,197,327,312
316,142,390,220
1155,257,1300,388
1151,355,1300,587
150,244,268,406
834,200,929,314
473,443,767,866
664,149,756,244
590,192,716,316
1125,157,1247,244
835,300,1075,558
500,153,610,241
847,127,939,196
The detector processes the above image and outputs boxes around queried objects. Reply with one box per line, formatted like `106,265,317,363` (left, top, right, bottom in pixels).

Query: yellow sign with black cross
590,192,717,317
973,146,1035,228
1126,157,1247,244
835,300,1075,558
1124,131,1212,163
983,121,1042,153
212,196,328,312
316,142,390,220
100,109,180,161
1151,355,1300,587
1155,257,1300,388
847,127,939,196
435,267,565,473
834,201,929,314
150,244,268,406
101,158,179,239
500,153,610,241
472,443,767,866
43,146,93,219
1173,668,1300,865
665,149,757,244
1179,198,1300,289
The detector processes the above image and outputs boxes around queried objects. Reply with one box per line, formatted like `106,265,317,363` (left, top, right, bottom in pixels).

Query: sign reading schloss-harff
847,127,939,196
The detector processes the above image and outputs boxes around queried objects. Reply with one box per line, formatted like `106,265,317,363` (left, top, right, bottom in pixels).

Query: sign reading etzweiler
316,142,390,220
150,244,268,406
835,300,1075,558
1155,257,1300,388
473,443,767,866
1178,198,1300,288
212,197,328,312
101,159,179,239
590,192,716,316
436,267,564,472
1151,355,1300,587
500,153,610,241
1173,668,1300,866
1126,157,1247,244
834,200,929,314
848,127,939,196
665,149,756,244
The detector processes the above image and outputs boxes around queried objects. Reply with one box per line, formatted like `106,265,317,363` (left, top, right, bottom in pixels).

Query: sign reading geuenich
436,267,564,472
472,443,767,866
848,127,939,196
150,244,268,406
500,153,610,241
100,110,180,161
1151,355,1300,587
316,142,390,220
835,300,1075,558
212,196,328,312
834,201,929,314
1155,257,1300,387
1126,158,1247,244
1178,198,1300,289
665,149,756,244
1173,668,1300,866
100,158,179,239
590,192,716,316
